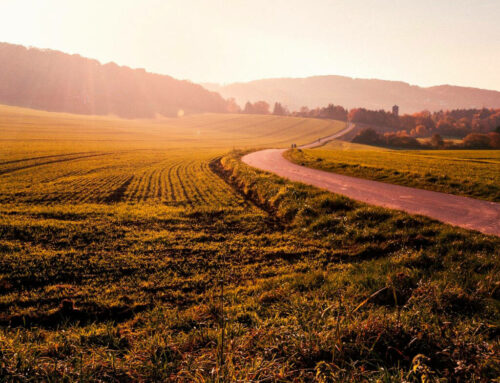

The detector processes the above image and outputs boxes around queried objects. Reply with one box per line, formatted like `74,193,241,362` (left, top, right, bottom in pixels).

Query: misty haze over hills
204,76,500,113
0,42,228,118
1,41,499,119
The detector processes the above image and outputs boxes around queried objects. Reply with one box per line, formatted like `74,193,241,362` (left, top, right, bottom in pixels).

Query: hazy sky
1,0,499,90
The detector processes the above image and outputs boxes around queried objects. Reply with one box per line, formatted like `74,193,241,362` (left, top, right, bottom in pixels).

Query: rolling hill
0,42,229,118
204,75,500,113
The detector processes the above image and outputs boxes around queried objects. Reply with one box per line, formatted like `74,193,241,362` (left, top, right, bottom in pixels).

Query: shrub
463,133,492,149
430,133,444,148
488,132,500,149
352,128,383,145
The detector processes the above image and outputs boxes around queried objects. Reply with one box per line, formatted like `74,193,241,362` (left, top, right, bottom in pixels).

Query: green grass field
286,143,500,201
0,106,499,381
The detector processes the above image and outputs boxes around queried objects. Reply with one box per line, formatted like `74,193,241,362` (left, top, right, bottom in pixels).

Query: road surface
298,121,355,148
242,146,500,237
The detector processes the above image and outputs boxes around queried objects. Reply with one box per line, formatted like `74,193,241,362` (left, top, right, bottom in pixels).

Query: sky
0,0,499,90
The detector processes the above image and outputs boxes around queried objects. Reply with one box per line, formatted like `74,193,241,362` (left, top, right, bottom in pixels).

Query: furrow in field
184,161,208,205
165,160,178,203
171,162,185,205
103,175,135,203
0,151,100,166
0,153,112,176
175,163,192,206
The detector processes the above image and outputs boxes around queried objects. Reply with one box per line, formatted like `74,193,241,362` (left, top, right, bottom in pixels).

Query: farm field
286,144,500,202
0,105,499,381
0,105,345,206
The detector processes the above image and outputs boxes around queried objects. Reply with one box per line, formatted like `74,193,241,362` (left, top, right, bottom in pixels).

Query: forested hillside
0,42,229,118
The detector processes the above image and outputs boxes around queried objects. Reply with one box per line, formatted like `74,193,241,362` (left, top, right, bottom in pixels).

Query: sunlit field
286,144,500,201
0,105,344,205
0,106,499,381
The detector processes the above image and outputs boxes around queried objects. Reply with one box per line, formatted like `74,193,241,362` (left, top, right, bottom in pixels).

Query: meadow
286,144,500,202
0,106,499,382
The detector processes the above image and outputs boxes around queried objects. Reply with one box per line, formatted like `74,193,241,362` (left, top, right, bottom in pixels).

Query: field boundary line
208,157,284,227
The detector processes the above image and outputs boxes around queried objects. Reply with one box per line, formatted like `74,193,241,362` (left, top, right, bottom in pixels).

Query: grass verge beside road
286,146,500,202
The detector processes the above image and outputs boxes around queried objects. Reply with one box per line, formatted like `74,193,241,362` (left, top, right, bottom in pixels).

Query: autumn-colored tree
463,133,492,149
487,132,500,149
415,125,428,136
435,120,453,134
396,130,409,137
291,104,500,140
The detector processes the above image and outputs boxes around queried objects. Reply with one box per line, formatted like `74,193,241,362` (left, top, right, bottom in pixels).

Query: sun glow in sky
1,0,499,90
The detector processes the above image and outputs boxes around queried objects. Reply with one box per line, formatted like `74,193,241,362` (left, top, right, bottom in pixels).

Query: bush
430,133,444,148
352,128,383,145
384,133,422,148
488,132,500,149
463,133,493,149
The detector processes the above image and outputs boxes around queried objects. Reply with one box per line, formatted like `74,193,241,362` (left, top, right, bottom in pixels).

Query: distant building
392,105,399,117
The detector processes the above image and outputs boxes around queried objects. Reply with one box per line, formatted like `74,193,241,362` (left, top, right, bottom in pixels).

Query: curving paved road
242,147,500,237
298,121,355,148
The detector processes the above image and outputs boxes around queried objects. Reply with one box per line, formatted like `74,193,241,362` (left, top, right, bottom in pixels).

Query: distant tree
352,128,383,145
463,133,491,149
243,102,254,114
435,120,453,134
320,104,348,120
415,125,429,137
430,133,444,148
348,108,399,128
273,102,287,116
299,106,310,115
291,102,500,140
488,132,500,149
396,130,409,137
384,133,422,148
243,101,270,115
226,98,241,113
252,101,270,115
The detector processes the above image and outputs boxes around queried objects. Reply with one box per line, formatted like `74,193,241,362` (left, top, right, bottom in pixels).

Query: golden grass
0,105,345,206
0,106,498,381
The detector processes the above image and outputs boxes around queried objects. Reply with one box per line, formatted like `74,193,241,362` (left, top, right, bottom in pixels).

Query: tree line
238,100,348,120
238,98,500,149
348,107,500,138
239,99,499,136
0,42,231,118
352,127,500,150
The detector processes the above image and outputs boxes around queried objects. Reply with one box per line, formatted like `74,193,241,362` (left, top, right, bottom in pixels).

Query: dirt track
242,148,500,237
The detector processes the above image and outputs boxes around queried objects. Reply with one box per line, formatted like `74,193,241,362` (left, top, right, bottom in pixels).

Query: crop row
0,150,243,207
